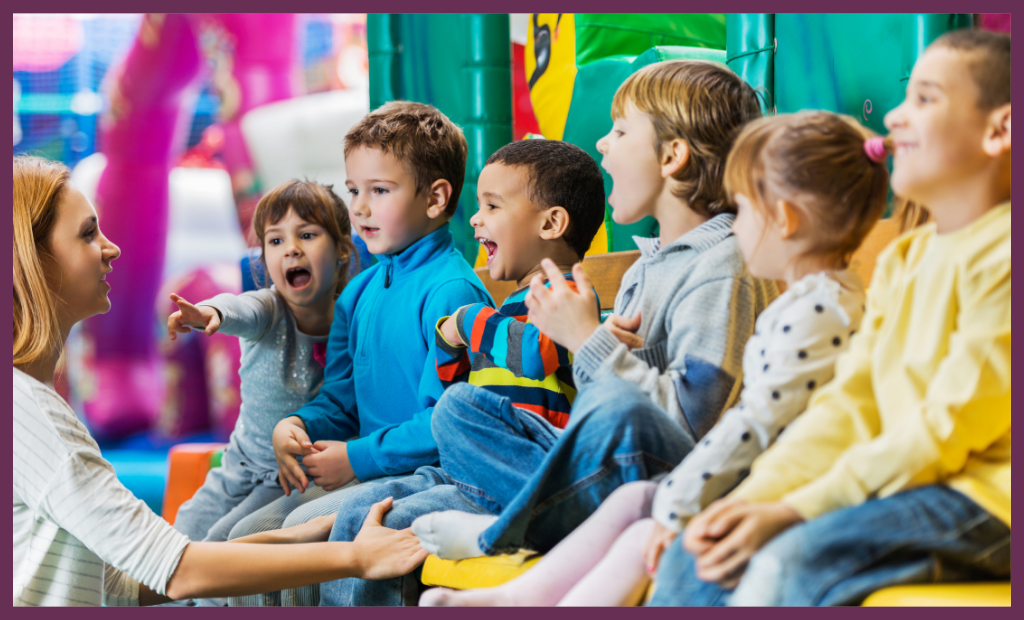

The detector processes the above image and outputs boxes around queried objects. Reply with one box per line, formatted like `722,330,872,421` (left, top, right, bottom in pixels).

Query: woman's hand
351,498,429,580
643,520,679,574
684,499,803,589
524,260,601,354
167,293,221,340
272,416,316,495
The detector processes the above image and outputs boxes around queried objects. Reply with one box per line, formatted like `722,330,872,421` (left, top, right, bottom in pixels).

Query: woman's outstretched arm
162,498,427,602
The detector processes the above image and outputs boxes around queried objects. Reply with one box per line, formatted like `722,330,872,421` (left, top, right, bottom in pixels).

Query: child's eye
301,232,315,240
373,187,388,195
269,238,282,245
348,188,359,197
614,129,625,137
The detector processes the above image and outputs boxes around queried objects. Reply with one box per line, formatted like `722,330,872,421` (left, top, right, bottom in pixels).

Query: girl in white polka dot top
420,111,891,607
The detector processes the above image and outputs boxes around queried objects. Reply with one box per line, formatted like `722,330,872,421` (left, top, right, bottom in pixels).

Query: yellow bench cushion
421,552,542,590
861,583,1011,607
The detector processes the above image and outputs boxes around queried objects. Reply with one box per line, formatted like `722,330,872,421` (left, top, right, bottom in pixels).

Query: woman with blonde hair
12,155,427,606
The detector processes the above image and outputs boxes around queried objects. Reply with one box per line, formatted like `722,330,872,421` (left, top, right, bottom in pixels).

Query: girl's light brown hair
13,156,71,366
612,60,763,217
724,111,890,266
251,180,357,298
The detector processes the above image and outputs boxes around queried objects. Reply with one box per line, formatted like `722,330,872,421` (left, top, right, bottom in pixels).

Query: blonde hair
251,179,357,298
611,60,762,217
724,111,890,265
13,156,70,366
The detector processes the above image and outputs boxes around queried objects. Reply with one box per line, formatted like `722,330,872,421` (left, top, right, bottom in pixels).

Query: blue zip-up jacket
295,224,493,481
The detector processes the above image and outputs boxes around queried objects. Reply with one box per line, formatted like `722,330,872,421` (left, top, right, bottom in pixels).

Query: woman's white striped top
13,368,190,606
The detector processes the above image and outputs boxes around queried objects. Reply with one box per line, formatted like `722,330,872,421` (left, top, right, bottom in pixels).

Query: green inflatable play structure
366,13,974,258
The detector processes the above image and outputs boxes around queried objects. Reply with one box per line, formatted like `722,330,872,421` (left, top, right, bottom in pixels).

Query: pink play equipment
84,14,298,439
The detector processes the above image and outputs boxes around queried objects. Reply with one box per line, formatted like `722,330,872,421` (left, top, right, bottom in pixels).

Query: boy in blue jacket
223,101,491,607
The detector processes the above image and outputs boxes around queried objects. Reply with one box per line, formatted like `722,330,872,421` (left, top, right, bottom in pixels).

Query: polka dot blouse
651,270,866,531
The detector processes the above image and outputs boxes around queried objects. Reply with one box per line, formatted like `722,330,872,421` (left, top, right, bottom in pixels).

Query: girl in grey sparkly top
166,180,356,554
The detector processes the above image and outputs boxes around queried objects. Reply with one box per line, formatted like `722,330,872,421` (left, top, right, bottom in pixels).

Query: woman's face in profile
41,186,121,328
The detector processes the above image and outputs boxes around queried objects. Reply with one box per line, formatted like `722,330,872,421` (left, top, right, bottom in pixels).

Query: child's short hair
612,60,762,218
725,111,890,265
252,180,357,297
931,29,1010,110
344,101,468,216
485,139,606,259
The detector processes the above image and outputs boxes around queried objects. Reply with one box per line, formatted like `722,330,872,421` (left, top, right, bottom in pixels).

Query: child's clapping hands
525,259,645,352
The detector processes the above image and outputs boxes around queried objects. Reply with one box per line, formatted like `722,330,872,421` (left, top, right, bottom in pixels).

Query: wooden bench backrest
474,217,902,308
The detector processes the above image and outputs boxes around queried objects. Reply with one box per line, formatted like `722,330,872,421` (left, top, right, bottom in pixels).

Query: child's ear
539,206,570,241
660,139,690,178
425,179,454,219
775,199,801,240
982,103,1011,157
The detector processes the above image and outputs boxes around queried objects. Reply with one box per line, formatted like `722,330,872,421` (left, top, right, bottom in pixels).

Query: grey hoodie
573,213,778,440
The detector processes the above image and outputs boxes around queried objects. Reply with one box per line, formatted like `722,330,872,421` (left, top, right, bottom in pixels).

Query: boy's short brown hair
931,29,1010,111
612,60,762,218
344,101,468,216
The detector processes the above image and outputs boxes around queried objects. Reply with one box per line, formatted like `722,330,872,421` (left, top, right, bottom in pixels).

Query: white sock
412,511,498,560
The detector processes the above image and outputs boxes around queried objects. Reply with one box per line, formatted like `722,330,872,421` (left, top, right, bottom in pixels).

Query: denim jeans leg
320,467,491,607
647,538,732,607
728,485,1012,606
433,383,562,513
478,376,697,556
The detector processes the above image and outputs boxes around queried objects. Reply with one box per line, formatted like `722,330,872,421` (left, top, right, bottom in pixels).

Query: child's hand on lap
351,497,429,580
272,416,317,495
525,259,601,354
684,499,803,589
643,520,678,574
606,313,644,349
303,441,358,491
167,293,221,340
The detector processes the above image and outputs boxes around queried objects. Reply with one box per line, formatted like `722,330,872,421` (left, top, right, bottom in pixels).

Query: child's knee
605,481,658,521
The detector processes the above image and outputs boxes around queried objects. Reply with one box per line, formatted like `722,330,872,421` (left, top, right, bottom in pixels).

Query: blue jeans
455,376,696,556
319,468,490,606
648,486,1011,607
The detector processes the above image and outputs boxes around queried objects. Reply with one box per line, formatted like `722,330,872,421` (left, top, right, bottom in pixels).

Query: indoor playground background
13,12,1010,519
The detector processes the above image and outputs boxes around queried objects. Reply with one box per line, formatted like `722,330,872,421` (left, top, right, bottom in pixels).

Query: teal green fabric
726,14,775,113
770,14,972,135
562,47,726,252
574,14,726,66
366,14,512,263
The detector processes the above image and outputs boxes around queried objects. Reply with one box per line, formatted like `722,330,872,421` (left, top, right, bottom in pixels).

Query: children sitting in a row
169,28,1009,607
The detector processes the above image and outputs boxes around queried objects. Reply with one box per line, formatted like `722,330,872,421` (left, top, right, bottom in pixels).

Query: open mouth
361,226,380,238
478,237,498,264
286,267,312,289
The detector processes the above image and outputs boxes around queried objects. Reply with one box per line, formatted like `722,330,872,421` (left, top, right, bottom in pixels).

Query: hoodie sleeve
573,276,760,442
345,279,493,480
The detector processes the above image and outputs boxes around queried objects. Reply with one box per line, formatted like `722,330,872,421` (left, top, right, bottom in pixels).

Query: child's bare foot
419,586,518,607
412,511,497,560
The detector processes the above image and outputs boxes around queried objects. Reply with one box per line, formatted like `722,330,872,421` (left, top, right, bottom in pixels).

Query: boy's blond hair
344,101,468,216
612,60,762,218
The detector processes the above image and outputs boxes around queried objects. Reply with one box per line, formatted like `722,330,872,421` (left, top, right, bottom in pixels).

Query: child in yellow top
650,28,1011,607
